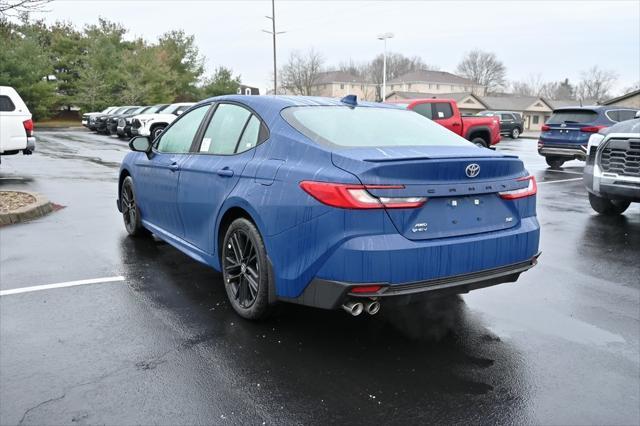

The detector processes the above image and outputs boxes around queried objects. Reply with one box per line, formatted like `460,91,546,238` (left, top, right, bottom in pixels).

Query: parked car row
82,102,195,139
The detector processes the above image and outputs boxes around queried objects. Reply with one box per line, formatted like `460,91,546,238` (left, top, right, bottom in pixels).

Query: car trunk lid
332,146,529,241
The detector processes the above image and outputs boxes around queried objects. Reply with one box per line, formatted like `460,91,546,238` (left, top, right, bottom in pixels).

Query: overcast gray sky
41,0,640,95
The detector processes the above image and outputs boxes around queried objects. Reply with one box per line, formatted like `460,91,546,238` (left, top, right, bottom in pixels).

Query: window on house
245,88,251,95
436,84,440,90
407,84,412,90
340,84,344,89
532,115,540,124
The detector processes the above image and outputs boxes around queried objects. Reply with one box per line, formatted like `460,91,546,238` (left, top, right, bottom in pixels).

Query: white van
0,86,35,159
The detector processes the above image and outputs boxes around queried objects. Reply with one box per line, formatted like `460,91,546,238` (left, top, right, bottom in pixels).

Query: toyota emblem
465,163,480,178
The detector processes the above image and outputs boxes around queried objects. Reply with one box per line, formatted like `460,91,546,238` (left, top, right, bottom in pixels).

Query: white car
130,102,195,140
0,86,35,160
82,106,118,130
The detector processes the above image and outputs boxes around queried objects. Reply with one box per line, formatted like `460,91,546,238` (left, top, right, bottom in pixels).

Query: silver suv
583,113,640,215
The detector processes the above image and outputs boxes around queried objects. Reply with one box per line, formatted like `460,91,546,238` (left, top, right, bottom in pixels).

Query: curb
0,191,53,226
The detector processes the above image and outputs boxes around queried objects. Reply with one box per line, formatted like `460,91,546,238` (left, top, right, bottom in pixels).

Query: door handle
216,168,234,177
169,162,180,172
452,122,461,127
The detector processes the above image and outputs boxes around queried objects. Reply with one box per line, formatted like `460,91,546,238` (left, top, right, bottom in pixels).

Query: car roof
194,95,398,123
201,95,393,110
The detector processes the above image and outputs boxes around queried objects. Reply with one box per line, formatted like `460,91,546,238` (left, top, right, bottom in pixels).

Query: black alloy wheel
121,176,147,236
222,218,272,319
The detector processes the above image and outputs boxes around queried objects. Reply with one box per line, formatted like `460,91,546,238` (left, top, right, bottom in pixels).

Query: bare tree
576,66,618,101
510,74,559,98
280,48,324,95
622,81,640,93
0,0,51,16
456,49,506,94
365,52,438,86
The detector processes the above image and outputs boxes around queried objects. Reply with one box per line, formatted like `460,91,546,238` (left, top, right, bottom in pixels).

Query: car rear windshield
282,106,470,148
547,109,598,124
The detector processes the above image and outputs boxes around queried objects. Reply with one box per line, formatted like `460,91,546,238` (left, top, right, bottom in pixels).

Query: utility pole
377,33,394,101
263,0,285,95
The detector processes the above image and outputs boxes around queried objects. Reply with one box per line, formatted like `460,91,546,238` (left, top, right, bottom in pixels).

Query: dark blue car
118,95,540,320
538,105,638,169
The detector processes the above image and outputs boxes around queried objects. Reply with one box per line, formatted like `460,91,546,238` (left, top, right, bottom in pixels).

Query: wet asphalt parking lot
0,129,638,425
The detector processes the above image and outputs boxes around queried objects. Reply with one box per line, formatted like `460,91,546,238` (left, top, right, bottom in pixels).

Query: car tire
120,176,148,237
511,128,520,139
151,125,166,141
471,137,488,148
222,218,273,320
588,193,630,215
545,157,565,169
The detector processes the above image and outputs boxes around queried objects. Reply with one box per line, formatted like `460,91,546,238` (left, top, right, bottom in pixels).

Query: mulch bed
0,191,37,213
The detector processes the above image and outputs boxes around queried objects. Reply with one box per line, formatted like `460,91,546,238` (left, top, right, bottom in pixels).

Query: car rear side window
236,115,261,153
0,96,15,112
433,102,453,119
282,106,470,148
156,105,209,153
200,104,252,155
547,110,598,124
606,109,637,122
411,103,432,119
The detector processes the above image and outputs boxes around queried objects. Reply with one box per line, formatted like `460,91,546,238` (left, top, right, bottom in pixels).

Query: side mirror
129,136,152,154
635,110,640,119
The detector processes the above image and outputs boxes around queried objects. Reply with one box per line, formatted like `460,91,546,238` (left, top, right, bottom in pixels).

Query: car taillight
23,119,33,137
499,176,537,200
299,181,427,209
541,125,551,131
580,125,607,133
350,285,383,293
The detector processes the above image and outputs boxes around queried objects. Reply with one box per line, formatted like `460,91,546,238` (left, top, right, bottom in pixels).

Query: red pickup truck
387,98,501,148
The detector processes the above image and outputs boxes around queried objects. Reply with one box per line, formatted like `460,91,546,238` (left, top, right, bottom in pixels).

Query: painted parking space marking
0,276,126,296
537,177,583,185
545,169,583,175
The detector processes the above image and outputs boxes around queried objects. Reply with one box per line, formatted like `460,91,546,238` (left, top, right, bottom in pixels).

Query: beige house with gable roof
387,70,487,96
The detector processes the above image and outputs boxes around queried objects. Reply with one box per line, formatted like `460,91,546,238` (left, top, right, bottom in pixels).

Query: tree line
0,17,242,119
280,48,635,102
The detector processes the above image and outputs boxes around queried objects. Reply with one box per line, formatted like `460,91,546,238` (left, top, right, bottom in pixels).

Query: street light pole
377,32,394,101
263,0,285,95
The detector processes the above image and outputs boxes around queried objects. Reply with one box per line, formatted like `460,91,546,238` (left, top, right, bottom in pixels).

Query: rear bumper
25,137,36,152
538,144,587,160
283,253,540,310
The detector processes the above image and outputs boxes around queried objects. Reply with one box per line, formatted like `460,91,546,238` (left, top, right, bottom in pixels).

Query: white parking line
0,276,126,296
545,169,583,175
538,177,583,185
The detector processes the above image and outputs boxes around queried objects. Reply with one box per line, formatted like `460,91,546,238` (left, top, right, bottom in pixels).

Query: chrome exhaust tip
365,300,380,315
342,300,364,316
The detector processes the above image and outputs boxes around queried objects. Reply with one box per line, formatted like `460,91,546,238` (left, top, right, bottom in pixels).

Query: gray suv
583,114,640,215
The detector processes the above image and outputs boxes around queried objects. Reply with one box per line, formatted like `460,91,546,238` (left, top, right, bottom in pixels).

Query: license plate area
385,194,519,241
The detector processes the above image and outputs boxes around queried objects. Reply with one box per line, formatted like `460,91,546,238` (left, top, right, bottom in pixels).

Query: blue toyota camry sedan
118,95,540,320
